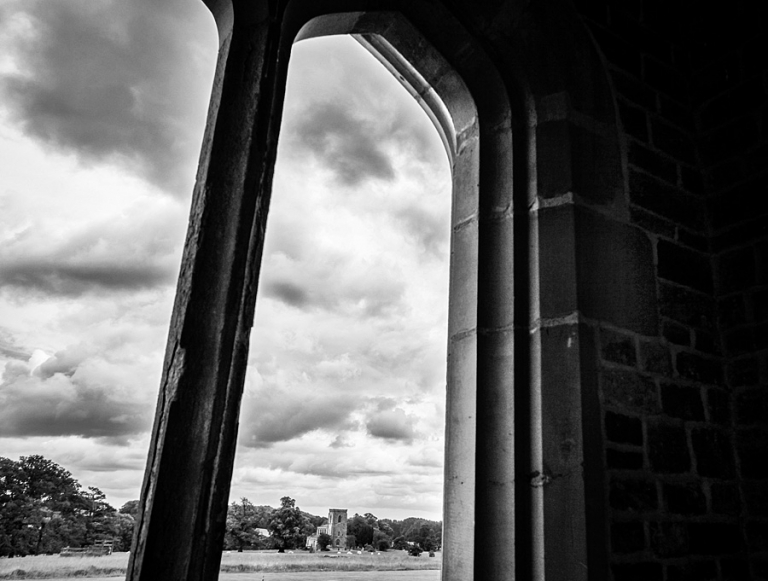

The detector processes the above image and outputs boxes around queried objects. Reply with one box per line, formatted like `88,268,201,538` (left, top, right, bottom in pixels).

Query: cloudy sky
0,0,451,520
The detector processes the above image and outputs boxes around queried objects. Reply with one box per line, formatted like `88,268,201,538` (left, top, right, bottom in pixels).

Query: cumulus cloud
0,201,185,297
0,327,31,360
0,260,172,296
239,387,358,448
292,101,395,186
262,255,405,317
0,0,217,196
0,349,150,439
366,399,416,442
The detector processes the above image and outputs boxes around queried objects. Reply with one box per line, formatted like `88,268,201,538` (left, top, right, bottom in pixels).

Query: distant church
305,508,347,550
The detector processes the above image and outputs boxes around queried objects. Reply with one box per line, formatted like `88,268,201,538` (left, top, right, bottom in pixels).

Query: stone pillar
127,14,283,581
474,118,517,580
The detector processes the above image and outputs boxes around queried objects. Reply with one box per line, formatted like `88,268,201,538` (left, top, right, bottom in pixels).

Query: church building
305,508,348,550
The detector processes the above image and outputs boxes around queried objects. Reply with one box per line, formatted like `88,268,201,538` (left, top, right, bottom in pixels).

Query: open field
0,550,441,579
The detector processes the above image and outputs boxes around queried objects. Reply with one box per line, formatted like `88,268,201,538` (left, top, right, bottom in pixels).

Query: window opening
229,34,452,555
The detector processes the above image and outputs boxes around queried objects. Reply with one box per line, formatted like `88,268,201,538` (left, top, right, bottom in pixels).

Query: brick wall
571,0,767,578
697,4,768,579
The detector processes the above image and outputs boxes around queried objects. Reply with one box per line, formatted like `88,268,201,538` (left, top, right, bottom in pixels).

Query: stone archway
127,2,634,580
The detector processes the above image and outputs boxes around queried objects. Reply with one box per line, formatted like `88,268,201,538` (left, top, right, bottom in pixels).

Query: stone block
650,116,696,163
602,369,660,414
727,357,759,387
605,411,643,445
753,288,768,322
718,295,747,328
611,521,645,553
721,558,751,580
601,328,637,367
611,562,663,581
688,523,743,554
589,25,642,76
648,421,691,474
680,165,705,195
676,351,723,385
628,141,675,182
629,170,706,231
619,100,649,142
744,481,768,517
692,428,735,478
711,175,768,231
609,477,658,512
666,560,718,581
724,326,756,356
663,481,706,515
707,389,731,427
611,69,657,110
677,228,708,252
737,428,768,478
645,58,688,104
640,340,672,374
661,383,705,421
574,207,659,334
630,205,676,237
663,320,691,346
650,521,689,557
537,205,577,318
659,282,715,329
694,330,719,355
746,520,768,552
711,482,741,516
607,449,644,470
736,387,768,425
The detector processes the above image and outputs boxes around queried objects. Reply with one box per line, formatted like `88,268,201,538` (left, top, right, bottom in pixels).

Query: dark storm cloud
0,357,150,439
261,257,405,316
263,281,309,309
0,260,173,296
0,0,216,196
292,102,395,186
240,389,357,448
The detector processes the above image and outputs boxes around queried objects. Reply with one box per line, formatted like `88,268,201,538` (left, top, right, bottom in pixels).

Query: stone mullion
127,17,283,581
474,123,516,581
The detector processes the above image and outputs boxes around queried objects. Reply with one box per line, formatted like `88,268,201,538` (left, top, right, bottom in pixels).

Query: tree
317,532,332,551
373,529,391,551
0,455,84,557
346,513,374,547
267,497,309,553
225,498,266,552
119,500,140,519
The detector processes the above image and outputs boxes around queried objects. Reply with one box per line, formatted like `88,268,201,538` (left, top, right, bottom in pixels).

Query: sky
0,0,451,520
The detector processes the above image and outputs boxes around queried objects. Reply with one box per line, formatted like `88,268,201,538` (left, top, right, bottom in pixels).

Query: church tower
327,508,348,549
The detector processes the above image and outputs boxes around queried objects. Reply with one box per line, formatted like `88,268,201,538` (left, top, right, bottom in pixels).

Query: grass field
0,550,442,579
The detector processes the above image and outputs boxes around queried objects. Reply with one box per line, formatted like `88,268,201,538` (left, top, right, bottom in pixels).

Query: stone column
127,14,284,581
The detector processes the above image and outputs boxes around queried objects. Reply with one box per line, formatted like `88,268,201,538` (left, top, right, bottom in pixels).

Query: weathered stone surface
661,383,705,421
692,428,735,478
648,422,691,473
663,481,706,515
640,340,672,374
603,369,660,413
605,411,643,445
610,477,658,512
601,328,638,367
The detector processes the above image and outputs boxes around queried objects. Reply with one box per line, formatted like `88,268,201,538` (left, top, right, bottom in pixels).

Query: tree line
1,456,442,557
227,496,442,554
0,456,136,557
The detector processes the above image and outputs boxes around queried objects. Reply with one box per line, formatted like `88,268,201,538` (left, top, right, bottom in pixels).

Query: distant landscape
0,550,442,580
0,455,442,560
